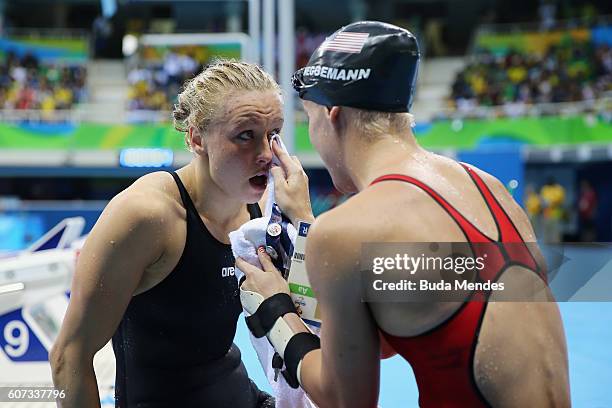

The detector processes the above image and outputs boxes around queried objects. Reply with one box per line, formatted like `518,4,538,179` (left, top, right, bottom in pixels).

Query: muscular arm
296,214,380,408
49,190,166,407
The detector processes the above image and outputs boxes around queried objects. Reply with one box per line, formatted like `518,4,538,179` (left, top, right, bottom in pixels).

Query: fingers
272,138,300,176
271,137,289,159
288,154,306,178
271,167,288,194
270,166,286,183
291,155,302,168
236,251,277,277
236,257,259,277
257,247,278,273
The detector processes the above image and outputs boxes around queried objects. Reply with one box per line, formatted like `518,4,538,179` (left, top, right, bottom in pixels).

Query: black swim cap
292,21,420,113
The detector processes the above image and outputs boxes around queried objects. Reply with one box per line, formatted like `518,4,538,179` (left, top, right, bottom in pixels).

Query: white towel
229,135,317,408
229,217,277,281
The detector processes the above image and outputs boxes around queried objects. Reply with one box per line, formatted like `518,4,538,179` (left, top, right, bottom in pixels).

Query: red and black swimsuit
371,163,545,408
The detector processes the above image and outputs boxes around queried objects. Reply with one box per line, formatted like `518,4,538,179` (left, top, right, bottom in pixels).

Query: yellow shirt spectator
541,183,565,220
54,87,73,108
507,66,527,83
41,95,56,120
525,191,541,217
469,74,487,96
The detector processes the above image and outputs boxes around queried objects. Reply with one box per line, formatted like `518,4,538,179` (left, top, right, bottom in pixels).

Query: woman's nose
256,136,273,164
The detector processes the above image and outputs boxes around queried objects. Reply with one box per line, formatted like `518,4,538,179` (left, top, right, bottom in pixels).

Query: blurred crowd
0,51,87,113
127,49,201,111
525,178,598,243
296,29,327,69
128,30,329,112
450,40,612,115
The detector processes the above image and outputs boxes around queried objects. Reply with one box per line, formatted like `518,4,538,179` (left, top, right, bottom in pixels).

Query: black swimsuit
112,172,272,407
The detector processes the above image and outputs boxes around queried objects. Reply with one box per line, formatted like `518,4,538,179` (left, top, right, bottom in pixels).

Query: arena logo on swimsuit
221,267,235,277
303,65,371,81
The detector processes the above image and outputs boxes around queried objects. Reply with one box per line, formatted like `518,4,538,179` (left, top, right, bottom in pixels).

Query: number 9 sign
0,309,48,362
3,320,29,358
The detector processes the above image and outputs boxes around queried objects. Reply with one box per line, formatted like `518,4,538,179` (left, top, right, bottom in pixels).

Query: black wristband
283,332,321,388
245,293,297,338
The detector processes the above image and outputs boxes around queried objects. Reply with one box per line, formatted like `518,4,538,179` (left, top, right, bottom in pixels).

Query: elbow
49,342,85,381
49,343,65,380
50,341,94,377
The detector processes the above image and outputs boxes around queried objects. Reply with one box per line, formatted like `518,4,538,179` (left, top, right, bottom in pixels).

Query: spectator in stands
539,0,557,31
21,52,39,70
525,184,543,239
450,37,611,117
16,85,35,110
296,28,312,69
127,47,202,113
540,177,566,243
0,50,86,112
163,51,183,84
578,179,598,242
424,18,447,57
127,30,335,113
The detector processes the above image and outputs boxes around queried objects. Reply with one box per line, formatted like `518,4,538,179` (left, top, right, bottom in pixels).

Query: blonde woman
50,61,305,407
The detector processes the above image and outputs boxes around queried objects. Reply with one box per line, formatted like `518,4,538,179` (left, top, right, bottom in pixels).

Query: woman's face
302,100,356,194
203,90,283,203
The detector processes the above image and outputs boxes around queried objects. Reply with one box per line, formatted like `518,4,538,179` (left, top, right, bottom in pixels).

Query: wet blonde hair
346,108,416,140
172,59,281,148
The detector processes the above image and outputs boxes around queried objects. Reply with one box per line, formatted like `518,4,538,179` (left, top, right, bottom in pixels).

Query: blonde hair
346,108,415,140
172,59,281,147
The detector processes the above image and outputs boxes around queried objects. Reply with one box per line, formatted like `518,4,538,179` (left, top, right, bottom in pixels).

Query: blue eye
236,130,254,141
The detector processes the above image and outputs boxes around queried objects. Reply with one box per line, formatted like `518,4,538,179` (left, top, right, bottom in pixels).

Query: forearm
282,314,336,407
300,348,340,407
299,345,378,408
51,350,101,408
284,312,310,333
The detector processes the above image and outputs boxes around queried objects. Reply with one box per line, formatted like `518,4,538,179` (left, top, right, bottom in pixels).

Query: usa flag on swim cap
320,32,369,54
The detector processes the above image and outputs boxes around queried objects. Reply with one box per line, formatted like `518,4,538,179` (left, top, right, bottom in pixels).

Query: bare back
338,154,570,407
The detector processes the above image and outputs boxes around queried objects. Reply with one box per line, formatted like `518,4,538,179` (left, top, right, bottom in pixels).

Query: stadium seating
449,38,611,116
0,51,87,113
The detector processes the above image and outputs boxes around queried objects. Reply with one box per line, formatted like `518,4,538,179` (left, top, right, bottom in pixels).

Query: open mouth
249,173,267,189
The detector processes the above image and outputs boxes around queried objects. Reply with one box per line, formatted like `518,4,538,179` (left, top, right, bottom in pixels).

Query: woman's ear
329,106,341,122
189,126,207,155
328,106,344,134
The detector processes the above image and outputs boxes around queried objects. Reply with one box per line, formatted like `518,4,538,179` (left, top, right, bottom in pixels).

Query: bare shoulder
308,200,371,253
109,171,182,221
463,164,520,213
87,171,183,250
53,174,181,359
305,207,363,300
464,164,509,198
306,198,382,282
127,171,181,205
463,163,537,242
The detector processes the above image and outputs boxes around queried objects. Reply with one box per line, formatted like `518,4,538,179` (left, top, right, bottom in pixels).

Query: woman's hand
237,247,290,299
271,138,315,226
